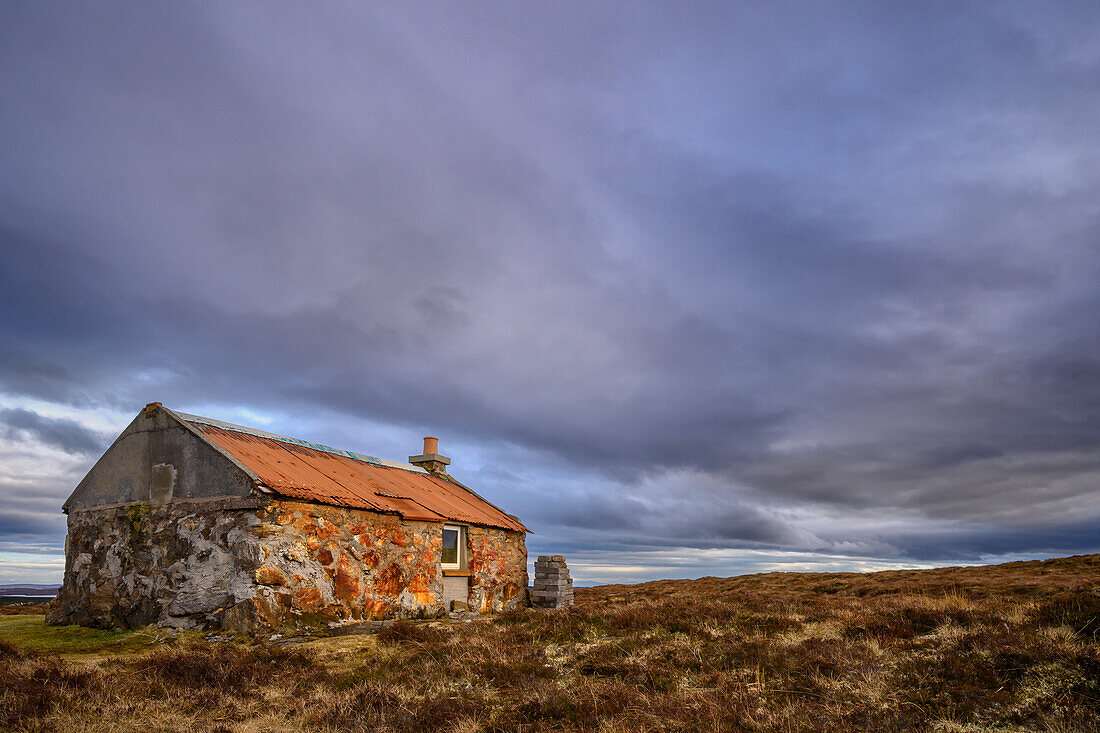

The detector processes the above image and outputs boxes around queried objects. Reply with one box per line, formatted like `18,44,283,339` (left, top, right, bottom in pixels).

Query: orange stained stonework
243,499,527,625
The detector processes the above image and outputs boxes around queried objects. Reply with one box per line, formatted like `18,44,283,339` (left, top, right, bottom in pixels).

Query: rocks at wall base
531,555,573,609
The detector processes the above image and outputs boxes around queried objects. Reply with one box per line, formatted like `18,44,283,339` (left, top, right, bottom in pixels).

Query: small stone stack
531,555,573,609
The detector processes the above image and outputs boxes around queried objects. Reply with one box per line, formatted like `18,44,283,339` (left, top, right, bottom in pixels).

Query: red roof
184,417,525,533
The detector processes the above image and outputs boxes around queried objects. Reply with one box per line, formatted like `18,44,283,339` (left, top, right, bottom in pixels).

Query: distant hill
0,585,59,596
583,552,1100,604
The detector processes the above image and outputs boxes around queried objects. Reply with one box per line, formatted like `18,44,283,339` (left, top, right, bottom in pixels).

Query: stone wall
47,499,263,630
48,497,527,633
245,499,528,626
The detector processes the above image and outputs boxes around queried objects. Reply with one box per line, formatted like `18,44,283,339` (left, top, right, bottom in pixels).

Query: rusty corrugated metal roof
181,415,525,532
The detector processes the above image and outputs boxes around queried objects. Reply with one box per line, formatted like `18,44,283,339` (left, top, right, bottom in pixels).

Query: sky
2,2,1099,587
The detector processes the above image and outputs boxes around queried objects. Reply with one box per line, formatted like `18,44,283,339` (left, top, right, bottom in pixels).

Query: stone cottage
47,403,528,632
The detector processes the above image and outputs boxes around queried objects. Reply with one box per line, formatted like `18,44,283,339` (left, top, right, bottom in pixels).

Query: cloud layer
2,2,1099,583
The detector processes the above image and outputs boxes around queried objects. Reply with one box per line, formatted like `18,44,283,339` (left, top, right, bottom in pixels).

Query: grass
1,554,1098,731
0,615,155,657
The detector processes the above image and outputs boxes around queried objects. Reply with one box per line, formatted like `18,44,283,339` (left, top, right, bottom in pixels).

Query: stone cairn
531,555,573,609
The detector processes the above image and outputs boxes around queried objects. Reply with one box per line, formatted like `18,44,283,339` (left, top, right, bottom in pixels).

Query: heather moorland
2,554,1099,732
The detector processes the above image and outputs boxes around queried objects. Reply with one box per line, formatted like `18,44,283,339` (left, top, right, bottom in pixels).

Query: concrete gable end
64,408,258,512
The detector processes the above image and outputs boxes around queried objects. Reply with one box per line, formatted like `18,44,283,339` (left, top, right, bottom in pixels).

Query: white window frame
441,524,466,570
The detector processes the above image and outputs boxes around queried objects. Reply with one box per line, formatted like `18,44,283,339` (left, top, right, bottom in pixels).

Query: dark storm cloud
870,518,1100,563
3,1,1100,579
0,409,108,456
534,481,806,546
0,509,65,545
0,473,73,554
0,347,77,405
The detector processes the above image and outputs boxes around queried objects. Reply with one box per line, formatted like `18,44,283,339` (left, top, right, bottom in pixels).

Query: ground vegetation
2,554,1098,731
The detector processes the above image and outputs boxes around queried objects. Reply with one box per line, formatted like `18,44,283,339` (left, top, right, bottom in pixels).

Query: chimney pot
409,436,450,474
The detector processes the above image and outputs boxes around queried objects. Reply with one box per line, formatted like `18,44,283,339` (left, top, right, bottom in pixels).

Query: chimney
409,436,450,475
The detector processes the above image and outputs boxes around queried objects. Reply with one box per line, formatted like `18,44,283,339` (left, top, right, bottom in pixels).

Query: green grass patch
0,615,155,656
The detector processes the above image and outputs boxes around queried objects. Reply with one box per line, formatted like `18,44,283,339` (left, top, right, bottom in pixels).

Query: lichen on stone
124,502,150,536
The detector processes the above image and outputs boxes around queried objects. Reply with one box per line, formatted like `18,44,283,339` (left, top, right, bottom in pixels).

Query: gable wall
64,408,255,511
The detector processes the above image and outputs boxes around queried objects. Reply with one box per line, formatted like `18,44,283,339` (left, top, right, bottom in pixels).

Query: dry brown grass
0,603,49,615
1,554,1098,731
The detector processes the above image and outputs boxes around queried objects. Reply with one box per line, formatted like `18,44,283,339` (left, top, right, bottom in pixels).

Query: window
441,525,465,569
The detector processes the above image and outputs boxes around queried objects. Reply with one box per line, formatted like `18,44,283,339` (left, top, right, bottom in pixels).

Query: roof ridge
174,411,429,474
